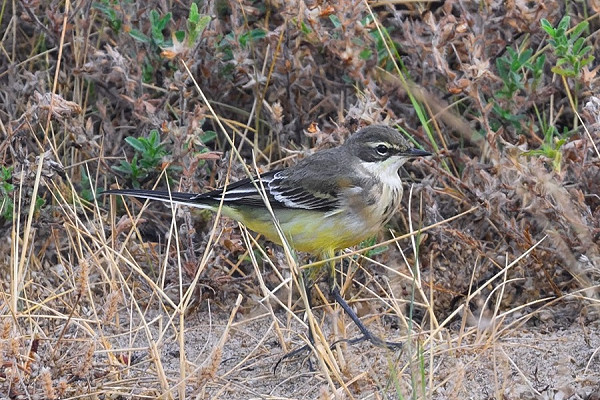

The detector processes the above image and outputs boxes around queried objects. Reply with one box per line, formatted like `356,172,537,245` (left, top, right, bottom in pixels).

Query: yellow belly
224,205,386,256
219,182,402,257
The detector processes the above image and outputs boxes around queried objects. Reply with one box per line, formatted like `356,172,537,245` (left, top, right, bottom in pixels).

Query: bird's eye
376,144,389,156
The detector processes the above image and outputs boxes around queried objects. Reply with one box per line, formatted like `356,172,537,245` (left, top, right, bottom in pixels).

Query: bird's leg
329,255,403,350
275,255,403,372
330,285,403,349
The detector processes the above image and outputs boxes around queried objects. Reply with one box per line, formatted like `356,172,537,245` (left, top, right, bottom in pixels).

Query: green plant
0,166,14,220
298,19,312,35
34,196,46,215
368,21,399,71
218,27,266,57
523,125,567,172
0,166,45,220
490,45,545,131
95,5,211,82
215,28,266,79
490,104,525,130
130,10,171,48
79,167,96,203
112,130,169,188
496,47,545,100
93,0,124,33
541,16,594,78
360,236,389,258
128,6,212,50
238,28,266,48
185,4,211,47
94,3,210,49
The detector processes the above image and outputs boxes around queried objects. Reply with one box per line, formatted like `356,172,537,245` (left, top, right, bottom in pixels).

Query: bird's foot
274,343,315,373
330,333,403,349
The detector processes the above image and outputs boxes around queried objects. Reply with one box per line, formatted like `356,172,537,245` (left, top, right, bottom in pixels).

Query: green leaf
150,10,171,31
573,37,585,54
540,19,555,36
194,15,211,34
239,29,266,47
148,129,160,145
113,160,134,175
142,61,154,83
125,137,146,153
199,130,217,144
570,20,589,43
582,55,595,67
175,30,185,43
93,1,123,31
299,21,312,34
251,28,266,40
129,28,150,43
550,66,576,77
557,15,570,32
158,12,172,30
149,10,171,44
518,49,533,65
35,196,45,212
329,14,341,28
359,48,372,60
0,166,12,182
1,197,14,219
189,3,199,23
187,13,211,45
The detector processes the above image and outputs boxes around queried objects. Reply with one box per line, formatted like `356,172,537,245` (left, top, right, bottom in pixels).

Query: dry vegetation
1,0,600,399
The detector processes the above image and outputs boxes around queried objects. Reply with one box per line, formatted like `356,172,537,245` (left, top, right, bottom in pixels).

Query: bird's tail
102,189,213,209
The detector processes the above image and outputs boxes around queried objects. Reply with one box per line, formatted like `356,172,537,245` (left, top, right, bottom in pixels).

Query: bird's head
344,125,431,169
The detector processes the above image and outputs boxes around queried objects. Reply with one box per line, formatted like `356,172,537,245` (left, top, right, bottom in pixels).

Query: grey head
343,125,431,162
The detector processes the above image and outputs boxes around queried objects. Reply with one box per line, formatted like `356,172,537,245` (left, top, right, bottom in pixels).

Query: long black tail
102,189,212,209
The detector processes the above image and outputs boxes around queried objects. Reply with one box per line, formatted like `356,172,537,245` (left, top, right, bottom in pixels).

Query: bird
103,125,431,352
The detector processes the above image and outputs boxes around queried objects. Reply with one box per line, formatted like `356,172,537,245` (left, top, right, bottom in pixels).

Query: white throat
362,157,406,189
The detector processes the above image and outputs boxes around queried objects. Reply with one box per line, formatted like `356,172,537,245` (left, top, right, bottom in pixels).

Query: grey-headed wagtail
103,125,431,352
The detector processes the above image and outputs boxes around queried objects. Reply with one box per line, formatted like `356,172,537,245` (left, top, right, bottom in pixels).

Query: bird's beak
406,148,432,158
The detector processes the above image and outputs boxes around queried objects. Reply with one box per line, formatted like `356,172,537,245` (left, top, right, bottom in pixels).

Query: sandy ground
122,294,600,399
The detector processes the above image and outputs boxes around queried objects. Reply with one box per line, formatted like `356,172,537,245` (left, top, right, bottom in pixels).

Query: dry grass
1,0,600,399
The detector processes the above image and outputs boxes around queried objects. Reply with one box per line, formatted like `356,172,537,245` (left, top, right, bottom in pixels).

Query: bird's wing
267,170,340,211
105,150,363,212
193,168,341,211
191,171,280,207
